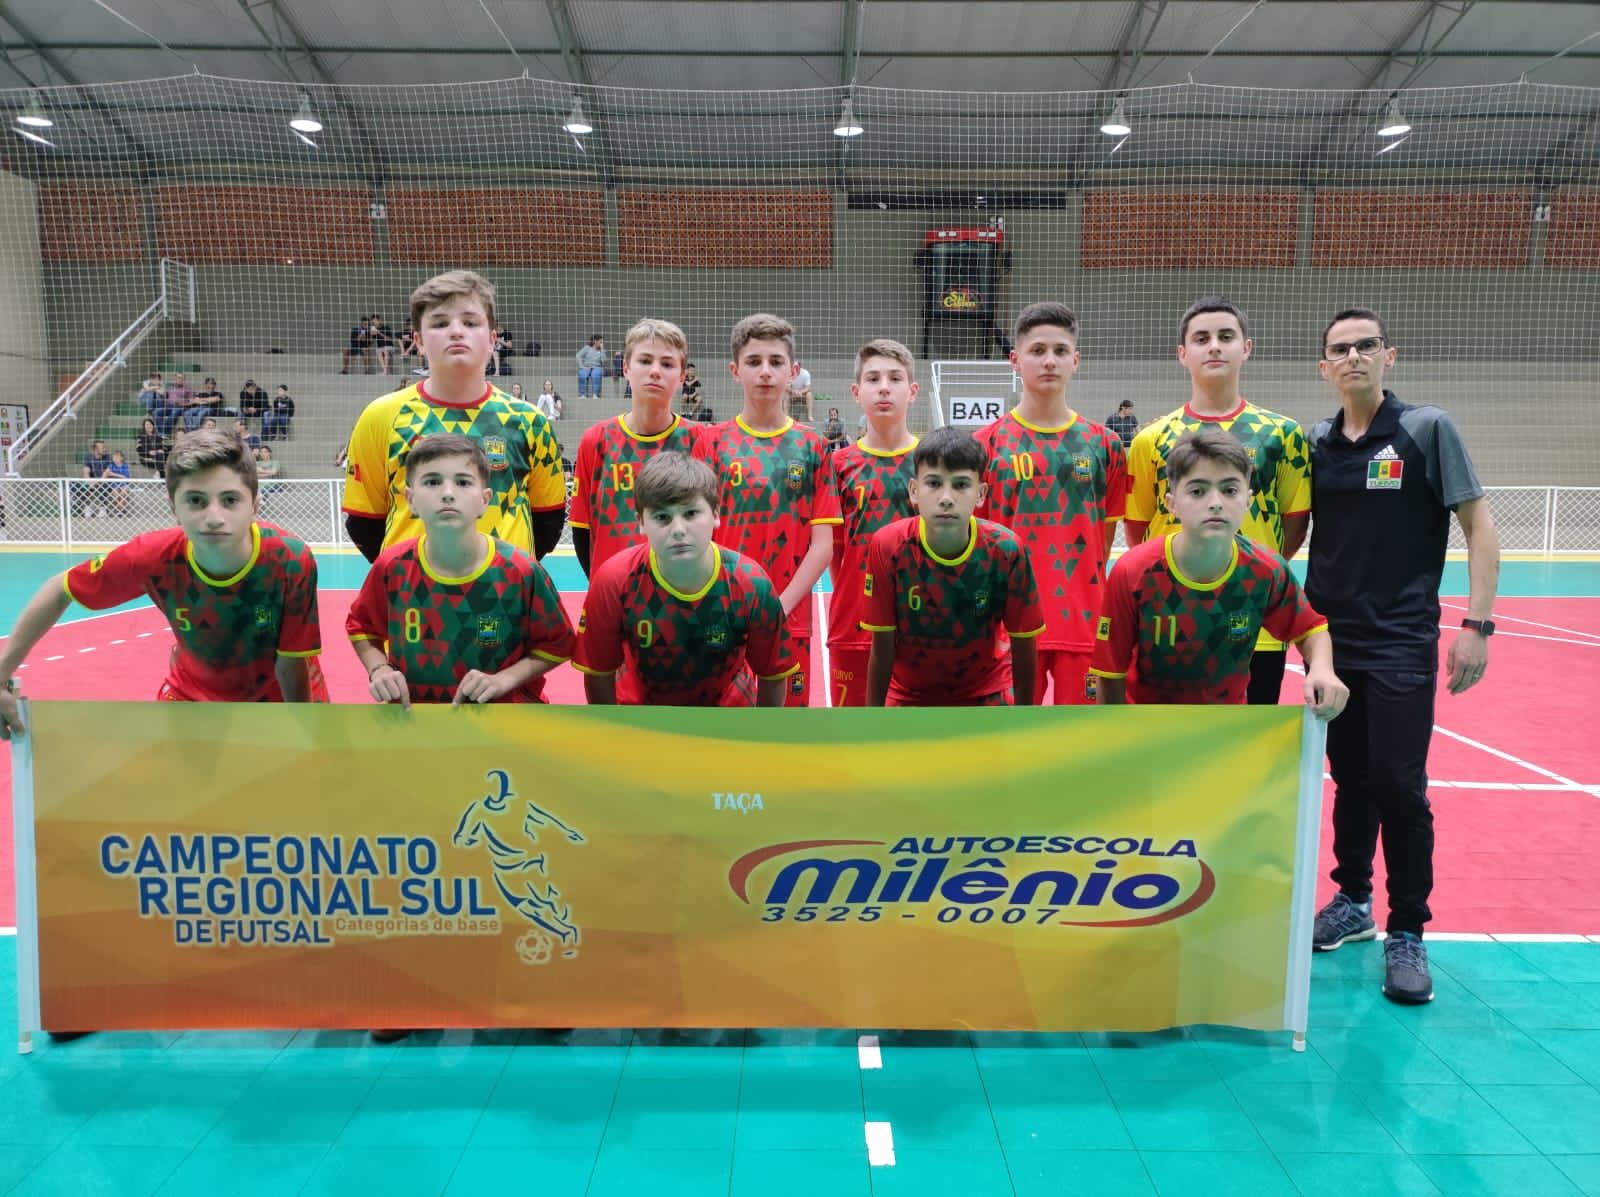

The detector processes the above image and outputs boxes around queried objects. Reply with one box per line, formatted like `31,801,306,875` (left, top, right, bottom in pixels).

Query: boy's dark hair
1012,301,1078,343
405,433,490,486
1179,295,1250,343
1166,426,1251,488
730,313,796,362
634,451,719,517
409,269,496,332
913,426,986,475
166,430,258,500
1117,399,1134,411
1321,307,1390,352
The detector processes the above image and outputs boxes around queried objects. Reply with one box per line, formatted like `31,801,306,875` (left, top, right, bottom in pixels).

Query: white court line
865,1121,896,1167
1440,599,1600,642
0,928,14,937
1495,933,1591,943
817,590,833,708
43,655,62,662
1433,725,1586,792
857,1034,882,1070
77,647,95,654
0,604,157,642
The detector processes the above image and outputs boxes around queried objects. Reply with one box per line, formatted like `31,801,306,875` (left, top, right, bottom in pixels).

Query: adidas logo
1374,444,1400,460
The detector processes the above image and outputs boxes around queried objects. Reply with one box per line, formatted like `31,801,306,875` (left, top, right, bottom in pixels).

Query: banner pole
1285,707,1328,1052
11,691,42,1053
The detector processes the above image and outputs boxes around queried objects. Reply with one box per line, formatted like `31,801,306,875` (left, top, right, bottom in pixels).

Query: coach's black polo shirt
1306,390,1484,674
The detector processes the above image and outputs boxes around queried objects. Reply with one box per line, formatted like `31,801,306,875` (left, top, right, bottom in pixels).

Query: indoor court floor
2,548,1598,1196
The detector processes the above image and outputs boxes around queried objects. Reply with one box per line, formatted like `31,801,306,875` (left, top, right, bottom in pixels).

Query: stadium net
0,76,1596,548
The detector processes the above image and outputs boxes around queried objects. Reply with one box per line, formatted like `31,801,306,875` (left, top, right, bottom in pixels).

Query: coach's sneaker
1313,892,1376,951
1383,933,1434,1004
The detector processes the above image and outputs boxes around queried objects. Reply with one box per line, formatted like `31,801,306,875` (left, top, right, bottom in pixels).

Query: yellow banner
22,701,1312,1032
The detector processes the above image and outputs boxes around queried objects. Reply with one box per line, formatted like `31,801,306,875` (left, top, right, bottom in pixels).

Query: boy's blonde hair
624,318,688,363
166,430,258,500
410,270,496,331
634,451,719,517
729,313,795,363
854,337,916,381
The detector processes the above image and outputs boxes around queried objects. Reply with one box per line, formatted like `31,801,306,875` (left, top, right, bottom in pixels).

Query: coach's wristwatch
1460,618,1495,636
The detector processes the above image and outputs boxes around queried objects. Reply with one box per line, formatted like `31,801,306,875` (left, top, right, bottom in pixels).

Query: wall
0,170,52,460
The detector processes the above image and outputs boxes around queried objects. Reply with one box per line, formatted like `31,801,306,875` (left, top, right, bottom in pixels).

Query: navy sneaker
1313,892,1376,952
1383,933,1434,1004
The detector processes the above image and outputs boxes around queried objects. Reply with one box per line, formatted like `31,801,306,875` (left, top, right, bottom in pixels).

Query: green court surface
3,938,1600,1195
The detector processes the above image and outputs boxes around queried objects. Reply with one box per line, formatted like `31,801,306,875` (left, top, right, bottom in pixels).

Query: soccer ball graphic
516,929,555,966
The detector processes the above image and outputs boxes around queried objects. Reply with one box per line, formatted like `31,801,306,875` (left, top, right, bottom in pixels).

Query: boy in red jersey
0,430,324,738
569,318,704,577
977,301,1127,705
347,435,574,707
1091,426,1347,717
827,337,920,708
694,313,841,706
575,452,796,706
342,270,565,563
863,427,1044,707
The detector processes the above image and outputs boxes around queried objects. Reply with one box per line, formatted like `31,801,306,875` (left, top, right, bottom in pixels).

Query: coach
1305,307,1500,1007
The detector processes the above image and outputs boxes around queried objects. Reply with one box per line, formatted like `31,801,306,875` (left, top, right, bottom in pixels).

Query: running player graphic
452,769,585,963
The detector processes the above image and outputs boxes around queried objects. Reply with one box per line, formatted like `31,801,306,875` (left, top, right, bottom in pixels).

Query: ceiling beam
1099,0,1167,93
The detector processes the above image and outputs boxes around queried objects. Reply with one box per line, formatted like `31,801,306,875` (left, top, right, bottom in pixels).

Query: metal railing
4,259,195,477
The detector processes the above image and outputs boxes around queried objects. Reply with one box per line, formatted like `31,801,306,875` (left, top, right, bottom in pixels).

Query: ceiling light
833,99,863,138
288,94,323,134
562,98,592,135
1377,97,1411,138
1100,98,1132,137
11,126,55,148
16,94,53,129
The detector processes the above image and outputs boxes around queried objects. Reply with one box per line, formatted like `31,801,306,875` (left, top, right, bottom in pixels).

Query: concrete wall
0,170,52,459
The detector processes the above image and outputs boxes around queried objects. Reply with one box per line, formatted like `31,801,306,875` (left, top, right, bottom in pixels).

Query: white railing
4,259,196,477
0,476,581,551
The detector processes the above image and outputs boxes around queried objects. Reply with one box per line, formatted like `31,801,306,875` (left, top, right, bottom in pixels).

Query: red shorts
886,688,1011,708
829,647,870,708
157,657,330,703
1034,649,1095,706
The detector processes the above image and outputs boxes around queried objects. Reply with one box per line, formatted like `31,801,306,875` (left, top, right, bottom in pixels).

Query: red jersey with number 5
976,410,1127,653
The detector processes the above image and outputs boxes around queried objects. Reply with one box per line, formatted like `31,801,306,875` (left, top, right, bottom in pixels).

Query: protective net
1,75,1596,548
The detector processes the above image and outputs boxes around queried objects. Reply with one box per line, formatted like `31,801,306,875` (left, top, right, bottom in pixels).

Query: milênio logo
729,834,1214,928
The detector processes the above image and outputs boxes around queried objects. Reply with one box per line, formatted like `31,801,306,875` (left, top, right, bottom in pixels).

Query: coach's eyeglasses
1322,336,1387,360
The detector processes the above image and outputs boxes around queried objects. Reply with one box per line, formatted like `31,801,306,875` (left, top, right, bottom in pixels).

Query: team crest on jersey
703,623,729,649
1083,673,1099,701
477,615,503,648
253,606,274,630
1367,455,1403,490
481,436,510,472
1096,615,1112,641
576,611,587,633
864,573,874,597
785,461,806,492
789,670,806,696
1072,456,1093,483
89,555,106,573
973,590,991,615
1227,611,1253,642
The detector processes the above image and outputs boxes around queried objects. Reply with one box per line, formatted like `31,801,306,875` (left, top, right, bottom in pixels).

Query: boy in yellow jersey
341,270,566,563
1124,296,1312,704
826,338,919,707
568,318,703,577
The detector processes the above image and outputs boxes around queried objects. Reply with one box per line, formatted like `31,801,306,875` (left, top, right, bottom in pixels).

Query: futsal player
976,301,1127,704
0,430,326,741
862,427,1044,707
569,318,704,577
693,313,841,706
341,270,566,563
347,434,574,708
574,452,797,706
1123,296,1313,705
1307,308,1500,1005
1091,426,1346,718
826,337,920,707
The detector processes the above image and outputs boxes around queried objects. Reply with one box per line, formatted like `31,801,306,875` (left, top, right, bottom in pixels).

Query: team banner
15,701,1321,1034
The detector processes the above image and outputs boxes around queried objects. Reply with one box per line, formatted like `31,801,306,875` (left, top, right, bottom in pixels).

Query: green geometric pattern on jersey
705,421,832,594
385,388,563,536
580,416,702,560
381,538,562,704
1141,403,1310,548
830,443,916,646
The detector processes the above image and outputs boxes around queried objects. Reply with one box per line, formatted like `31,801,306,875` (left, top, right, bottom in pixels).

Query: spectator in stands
683,391,714,423
105,450,132,516
239,379,270,420
576,335,606,398
254,444,282,480
165,372,195,435
787,358,814,423
1106,399,1138,448
680,363,702,407
824,406,848,451
491,326,515,376
535,379,562,420
342,317,372,374
611,348,625,391
79,439,113,515
136,417,168,476
185,377,225,429
234,418,262,451
263,384,296,441
333,442,348,470
371,314,395,375
399,321,420,361
201,417,219,432
138,372,164,415
524,336,541,358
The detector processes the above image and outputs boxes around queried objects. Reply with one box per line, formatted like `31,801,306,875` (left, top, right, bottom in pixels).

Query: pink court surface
2,587,1598,936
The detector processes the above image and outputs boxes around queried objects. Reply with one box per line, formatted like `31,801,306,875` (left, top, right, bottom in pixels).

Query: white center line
865,1121,896,1167
857,1034,882,1070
